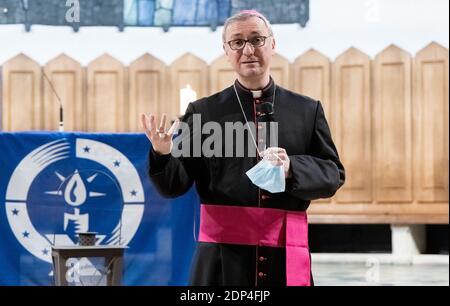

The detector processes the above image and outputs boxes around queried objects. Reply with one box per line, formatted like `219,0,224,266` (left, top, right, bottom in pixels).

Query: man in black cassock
141,10,345,286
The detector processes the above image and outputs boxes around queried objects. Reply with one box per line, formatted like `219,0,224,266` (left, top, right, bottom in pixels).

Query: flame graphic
64,171,87,207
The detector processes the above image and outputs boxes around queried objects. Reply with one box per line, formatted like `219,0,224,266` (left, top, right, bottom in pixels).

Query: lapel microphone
259,101,275,122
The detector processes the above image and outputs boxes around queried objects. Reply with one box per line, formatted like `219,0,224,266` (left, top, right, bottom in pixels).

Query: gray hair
222,10,274,42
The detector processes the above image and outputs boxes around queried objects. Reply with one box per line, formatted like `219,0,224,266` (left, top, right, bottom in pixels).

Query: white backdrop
0,0,448,65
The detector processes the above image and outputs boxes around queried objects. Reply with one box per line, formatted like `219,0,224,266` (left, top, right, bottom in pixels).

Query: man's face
223,16,275,80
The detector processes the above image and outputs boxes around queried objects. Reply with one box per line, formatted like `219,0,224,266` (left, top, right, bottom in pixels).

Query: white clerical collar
251,90,263,98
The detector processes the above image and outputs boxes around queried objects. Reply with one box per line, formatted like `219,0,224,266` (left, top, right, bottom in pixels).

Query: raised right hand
141,113,180,155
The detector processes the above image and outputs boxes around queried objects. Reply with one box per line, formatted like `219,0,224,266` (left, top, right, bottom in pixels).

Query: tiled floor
312,263,449,286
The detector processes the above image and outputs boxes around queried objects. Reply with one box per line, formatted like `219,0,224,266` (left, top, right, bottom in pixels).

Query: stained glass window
0,0,309,32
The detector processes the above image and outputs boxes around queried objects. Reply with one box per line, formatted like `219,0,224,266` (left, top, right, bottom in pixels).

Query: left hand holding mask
245,147,290,193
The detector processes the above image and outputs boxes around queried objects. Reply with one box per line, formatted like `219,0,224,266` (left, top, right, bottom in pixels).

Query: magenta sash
198,204,311,286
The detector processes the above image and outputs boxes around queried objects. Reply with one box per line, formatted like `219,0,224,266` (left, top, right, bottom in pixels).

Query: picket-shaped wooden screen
43,54,84,131
86,54,126,132
1,45,448,224
2,54,42,131
128,54,167,132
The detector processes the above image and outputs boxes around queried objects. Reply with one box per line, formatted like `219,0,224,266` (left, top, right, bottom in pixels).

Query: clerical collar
251,90,262,98
234,77,275,101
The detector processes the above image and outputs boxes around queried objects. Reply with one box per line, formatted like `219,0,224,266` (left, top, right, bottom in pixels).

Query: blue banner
0,132,199,286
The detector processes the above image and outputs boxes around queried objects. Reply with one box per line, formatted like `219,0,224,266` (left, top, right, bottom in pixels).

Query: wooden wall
1,42,448,224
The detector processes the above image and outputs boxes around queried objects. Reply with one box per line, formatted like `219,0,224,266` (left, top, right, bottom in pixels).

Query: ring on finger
157,129,166,138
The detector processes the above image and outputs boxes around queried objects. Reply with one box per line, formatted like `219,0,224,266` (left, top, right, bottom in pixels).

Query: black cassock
148,78,345,286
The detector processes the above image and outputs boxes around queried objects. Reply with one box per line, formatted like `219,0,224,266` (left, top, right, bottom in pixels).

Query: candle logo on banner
4,138,145,264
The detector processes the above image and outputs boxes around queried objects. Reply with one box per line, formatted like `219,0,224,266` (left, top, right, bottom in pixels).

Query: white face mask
246,157,285,194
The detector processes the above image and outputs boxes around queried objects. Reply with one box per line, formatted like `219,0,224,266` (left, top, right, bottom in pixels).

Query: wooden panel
333,48,372,203
2,54,42,131
309,214,448,225
43,54,84,131
294,50,332,204
271,53,290,89
293,50,332,204
168,53,208,120
209,55,236,94
129,53,167,132
292,49,331,119
373,45,413,203
308,201,448,216
87,54,126,132
414,42,449,203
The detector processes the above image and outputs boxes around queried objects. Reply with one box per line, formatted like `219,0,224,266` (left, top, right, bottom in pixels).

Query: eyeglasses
226,35,272,50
